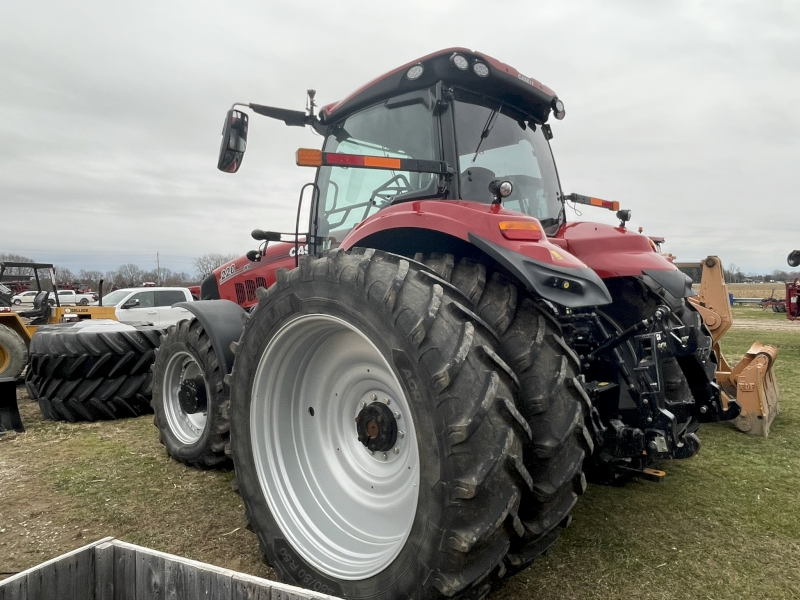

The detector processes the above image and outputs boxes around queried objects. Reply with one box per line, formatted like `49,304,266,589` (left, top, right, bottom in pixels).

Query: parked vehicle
100,287,194,327
10,290,39,305
153,49,743,598
1,262,118,380
52,289,97,306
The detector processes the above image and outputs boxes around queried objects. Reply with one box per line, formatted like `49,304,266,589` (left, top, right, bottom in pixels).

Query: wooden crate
0,537,341,600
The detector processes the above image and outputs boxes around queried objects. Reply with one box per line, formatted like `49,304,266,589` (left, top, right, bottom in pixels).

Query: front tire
229,249,542,599
0,325,27,381
151,318,230,468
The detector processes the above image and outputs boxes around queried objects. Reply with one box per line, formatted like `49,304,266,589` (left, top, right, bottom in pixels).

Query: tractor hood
551,222,694,297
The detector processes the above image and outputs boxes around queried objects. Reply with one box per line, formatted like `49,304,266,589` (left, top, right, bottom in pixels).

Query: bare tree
78,269,104,290
54,266,75,286
0,253,35,276
116,263,146,287
193,253,237,280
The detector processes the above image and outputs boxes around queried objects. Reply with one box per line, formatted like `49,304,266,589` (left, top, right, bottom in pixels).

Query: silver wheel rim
251,314,420,580
163,350,208,443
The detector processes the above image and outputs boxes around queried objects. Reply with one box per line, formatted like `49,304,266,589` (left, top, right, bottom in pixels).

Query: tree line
0,253,237,292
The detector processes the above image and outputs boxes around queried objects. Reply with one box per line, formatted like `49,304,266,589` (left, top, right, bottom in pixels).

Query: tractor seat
18,292,51,325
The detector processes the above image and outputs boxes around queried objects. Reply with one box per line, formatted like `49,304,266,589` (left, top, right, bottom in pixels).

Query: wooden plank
95,542,116,600
162,558,188,600
231,573,271,600
24,571,40,600
76,545,95,600
38,560,57,600
0,538,113,600
113,543,137,600
135,549,164,600
210,572,232,600
53,547,92,600
0,574,27,600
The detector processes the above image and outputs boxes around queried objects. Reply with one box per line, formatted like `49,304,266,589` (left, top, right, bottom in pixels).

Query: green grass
495,328,800,600
731,304,791,322
2,325,798,598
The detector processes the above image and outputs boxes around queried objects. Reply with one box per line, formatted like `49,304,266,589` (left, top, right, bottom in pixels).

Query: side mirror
789,250,800,268
217,109,249,173
122,298,140,309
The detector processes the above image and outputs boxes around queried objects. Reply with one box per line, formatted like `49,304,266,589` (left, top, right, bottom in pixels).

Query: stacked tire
25,321,164,422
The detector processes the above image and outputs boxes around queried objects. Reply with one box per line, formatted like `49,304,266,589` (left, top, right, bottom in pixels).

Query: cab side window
156,290,186,306
130,291,155,308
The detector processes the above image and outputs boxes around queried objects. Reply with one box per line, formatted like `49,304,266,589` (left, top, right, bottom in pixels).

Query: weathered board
0,538,340,600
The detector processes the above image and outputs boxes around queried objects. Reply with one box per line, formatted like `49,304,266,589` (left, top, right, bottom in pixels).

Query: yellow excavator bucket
676,256,780,437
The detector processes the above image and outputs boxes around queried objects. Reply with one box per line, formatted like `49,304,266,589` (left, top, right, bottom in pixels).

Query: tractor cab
218,48,568,246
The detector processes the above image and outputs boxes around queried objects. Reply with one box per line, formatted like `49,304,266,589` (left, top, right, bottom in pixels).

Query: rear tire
229,249,551,599
151,318,230,468
415,253,590,575
26,322,163,421
0,325,27,381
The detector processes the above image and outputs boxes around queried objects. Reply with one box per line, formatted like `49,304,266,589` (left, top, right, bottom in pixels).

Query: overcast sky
1,0,798,276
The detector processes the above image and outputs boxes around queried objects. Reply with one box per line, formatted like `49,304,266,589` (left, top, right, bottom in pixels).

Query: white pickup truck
98,287,194,327
52,289,98,306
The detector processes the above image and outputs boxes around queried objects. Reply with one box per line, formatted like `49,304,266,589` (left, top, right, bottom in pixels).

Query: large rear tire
0,325,27,381
151,318,230,468
26,321,163,421
229,249,559,599
416,253,590,573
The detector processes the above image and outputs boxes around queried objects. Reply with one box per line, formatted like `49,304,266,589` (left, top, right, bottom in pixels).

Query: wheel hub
355,401,397,452
178,375,207,414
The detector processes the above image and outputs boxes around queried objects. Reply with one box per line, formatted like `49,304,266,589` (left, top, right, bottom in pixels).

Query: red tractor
151,49,739,598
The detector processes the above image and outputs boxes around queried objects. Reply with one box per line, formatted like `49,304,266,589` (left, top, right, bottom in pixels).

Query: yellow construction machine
674,256,780,436
0,262,116,381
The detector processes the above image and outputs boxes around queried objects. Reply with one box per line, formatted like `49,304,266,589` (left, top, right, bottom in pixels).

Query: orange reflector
296,148,322,167
499,221,542,241
364,156,402,169
589,198,620,211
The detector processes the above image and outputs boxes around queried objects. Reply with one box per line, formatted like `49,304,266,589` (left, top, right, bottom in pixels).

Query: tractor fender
468,234,612,308
341,200,613,309
173,300,246,375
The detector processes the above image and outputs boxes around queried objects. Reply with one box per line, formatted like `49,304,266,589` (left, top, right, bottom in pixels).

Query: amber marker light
588,198,620,211
564,193,620,212
499,221,542,241
296,148,322,167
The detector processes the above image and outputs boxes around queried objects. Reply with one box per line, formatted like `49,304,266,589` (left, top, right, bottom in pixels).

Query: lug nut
394,411,401,419
371,394,377,401
382,453,387,460
393,447,400,454
398,430,405,438
384,398,390,404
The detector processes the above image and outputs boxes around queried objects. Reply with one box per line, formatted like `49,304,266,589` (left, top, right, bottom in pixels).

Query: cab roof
319,47,560,125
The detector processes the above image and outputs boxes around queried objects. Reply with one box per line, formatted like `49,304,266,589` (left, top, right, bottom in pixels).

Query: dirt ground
0,385,275,583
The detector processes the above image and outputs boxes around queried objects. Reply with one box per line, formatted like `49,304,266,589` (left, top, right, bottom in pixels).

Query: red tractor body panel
340,200,588,270
550,222,678,279
212,242,303,308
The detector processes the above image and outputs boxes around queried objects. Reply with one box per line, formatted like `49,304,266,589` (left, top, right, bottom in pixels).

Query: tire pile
25,322,164,422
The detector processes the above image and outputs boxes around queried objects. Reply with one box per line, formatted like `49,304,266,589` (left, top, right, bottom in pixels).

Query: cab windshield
454,91,563,234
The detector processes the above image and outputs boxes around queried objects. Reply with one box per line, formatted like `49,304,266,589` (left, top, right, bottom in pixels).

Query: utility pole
157,252,162,285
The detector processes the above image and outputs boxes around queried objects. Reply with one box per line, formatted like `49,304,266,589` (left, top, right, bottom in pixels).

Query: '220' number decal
219,263,237,282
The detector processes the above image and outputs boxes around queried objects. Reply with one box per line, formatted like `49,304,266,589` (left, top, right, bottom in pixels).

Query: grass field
1,309,798,599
